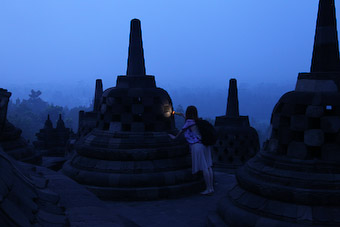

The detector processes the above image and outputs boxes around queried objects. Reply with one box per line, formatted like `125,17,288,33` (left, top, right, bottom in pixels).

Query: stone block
278,127,292,145
37,210,67,224
312,206,333,223
290,115,308,131
131,104,144,114
1,198,30,227
280,103,295,115
287,142,307,159
297,205,313,222
109,122,121,132
131,123,145,132
321,116,340,133
304,129,324,146
121,114,132,123
306,105,324,118
321,144,340,162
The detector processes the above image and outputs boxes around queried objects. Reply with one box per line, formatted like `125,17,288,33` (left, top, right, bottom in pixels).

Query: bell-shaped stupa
208,0,340,226
62,19,203,200
213,79,259,172
0,88,40,163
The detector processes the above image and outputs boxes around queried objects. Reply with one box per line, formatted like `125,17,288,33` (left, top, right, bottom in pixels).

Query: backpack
195,119,218,146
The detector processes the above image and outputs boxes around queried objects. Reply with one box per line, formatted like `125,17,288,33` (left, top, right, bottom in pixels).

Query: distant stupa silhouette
208,0,340,226
63,19,203,200
78,79,103,137
0,88,40,163
213,79,259,171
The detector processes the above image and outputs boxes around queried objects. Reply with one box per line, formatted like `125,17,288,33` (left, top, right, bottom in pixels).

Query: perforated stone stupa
0,88,40,163
34,114,71,156
213,79,259,171
208,0,340,226
62,19,203,200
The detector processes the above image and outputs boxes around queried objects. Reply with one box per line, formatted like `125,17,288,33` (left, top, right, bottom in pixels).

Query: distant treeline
7,90,91,142
7,89,271,147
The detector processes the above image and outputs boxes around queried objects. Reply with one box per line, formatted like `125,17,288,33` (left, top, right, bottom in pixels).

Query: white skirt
190,143,213,174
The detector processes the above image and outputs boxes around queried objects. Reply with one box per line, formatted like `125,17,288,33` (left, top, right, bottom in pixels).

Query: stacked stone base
0,148,67,226
0,121,41,164
62,129,204,200
208,151,340,226
213,126,259,172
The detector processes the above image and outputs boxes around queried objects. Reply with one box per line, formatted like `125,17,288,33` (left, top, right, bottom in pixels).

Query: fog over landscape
1,0,333,140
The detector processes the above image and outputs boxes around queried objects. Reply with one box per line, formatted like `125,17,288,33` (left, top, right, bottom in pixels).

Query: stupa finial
44,114,53,129
226,79,239,117
311,0,340,72
126,19,146,76
94,79,103,112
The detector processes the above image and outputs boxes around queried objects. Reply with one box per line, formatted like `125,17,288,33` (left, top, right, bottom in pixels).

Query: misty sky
0,0,335,118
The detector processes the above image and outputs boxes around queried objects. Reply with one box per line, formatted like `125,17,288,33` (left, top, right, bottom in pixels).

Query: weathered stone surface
304,129,324,146
290,115,308,131
0,148,67,226
321,116,340,133
287,142,307,159
321,143,340,162
306,105,324,117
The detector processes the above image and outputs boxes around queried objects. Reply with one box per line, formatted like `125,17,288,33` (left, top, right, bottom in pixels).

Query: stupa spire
126,19,146,76
56,114,65,129
93,79,103,112
44,114,53,129
226,79,239,117
311,0,340,72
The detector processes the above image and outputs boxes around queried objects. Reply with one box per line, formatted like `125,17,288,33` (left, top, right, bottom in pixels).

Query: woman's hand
168,134,176,139
173,112,185,118
177,112,185,118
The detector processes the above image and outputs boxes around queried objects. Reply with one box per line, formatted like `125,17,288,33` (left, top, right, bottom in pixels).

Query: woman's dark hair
185,105,198,120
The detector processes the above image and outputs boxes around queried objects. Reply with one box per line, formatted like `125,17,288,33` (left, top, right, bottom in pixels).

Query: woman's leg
208,167,214,192
201,168,211,194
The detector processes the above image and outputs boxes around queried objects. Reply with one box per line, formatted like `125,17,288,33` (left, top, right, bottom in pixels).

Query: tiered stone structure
78,79,103,137
0,88,40,163
213,79,259,171
34,114,72,170
34,114,71,156
208,0,340,226
63,19,203,200
0,147,67,226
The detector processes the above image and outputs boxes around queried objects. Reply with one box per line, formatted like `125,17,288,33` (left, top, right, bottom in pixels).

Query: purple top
182,119,201,144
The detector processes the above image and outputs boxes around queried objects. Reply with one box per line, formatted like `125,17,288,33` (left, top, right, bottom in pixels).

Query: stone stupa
34,114,71,156
34,114,72,170
62,19,203,200
78,79,103,137
213,79,259,172
208,0,340,226
0,88,40,164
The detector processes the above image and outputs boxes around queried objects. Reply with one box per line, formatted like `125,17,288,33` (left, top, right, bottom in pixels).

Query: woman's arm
168,129,184,140
173,111,185,118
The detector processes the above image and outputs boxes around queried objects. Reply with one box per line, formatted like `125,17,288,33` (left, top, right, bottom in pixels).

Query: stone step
86,179,205,201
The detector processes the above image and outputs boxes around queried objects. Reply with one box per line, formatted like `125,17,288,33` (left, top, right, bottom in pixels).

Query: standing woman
169,106,214,195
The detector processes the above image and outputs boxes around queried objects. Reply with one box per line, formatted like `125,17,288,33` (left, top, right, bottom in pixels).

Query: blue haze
0,0,332,120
